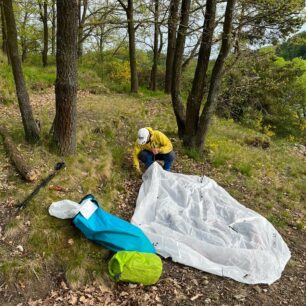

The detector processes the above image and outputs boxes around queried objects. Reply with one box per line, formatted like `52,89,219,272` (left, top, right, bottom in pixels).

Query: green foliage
24,66,56,90
276,31,306,60
243,0,305,44
218,49,306,139
79,49,153,93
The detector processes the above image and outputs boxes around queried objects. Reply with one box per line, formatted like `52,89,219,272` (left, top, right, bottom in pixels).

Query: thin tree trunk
99,24,104,53
77,0,88,58
0,1,8,56
77,0,83,57
51,0,56,55
21,43,27,62
182,36,201,71
171,0,191,138
40,1,49,66
118,0,138,93
3,0,40,143
165,0,179,93
53,0,78,155
150,0,159,91
196,0,236,149
20,11,29,62
184,0,217,147
126,0,138,93
77,30,83,57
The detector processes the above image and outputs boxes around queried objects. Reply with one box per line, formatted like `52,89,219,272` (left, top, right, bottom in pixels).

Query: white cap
137,128,150,145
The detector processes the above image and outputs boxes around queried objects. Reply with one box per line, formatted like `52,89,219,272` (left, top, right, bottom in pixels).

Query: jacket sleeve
155,131,173,154
132,143,141,172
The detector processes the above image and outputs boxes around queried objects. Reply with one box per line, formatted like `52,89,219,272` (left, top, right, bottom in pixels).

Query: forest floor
0,89,305,306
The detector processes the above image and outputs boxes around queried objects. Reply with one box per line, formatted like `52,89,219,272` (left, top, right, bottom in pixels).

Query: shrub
218,50,306,139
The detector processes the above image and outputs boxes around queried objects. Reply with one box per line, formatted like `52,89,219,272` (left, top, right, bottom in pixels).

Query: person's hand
152,148,160,155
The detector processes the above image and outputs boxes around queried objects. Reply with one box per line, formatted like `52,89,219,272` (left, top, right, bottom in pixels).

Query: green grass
184,147,203,161
267,214,288,228
202,117,305,227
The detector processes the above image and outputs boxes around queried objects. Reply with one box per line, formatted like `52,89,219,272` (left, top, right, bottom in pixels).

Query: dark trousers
138,150,176,171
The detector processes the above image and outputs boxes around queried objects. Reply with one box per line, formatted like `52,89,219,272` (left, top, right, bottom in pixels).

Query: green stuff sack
108,251,162,285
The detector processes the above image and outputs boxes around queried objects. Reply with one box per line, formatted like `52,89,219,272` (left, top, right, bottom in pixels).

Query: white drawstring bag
48,199,80,219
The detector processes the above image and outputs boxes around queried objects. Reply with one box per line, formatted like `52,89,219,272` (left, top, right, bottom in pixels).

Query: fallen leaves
68,295,78,305
49,185,67,192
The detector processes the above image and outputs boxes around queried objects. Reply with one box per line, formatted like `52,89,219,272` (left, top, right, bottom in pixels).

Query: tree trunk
0,1,8,56
184,0,217,147
77,0,88,58
3,0,40,143
99,24,104,53
77,28,83,57
149,0,159,91
170,0,191,138
196,0,236,150
77,0,83,57
0,125,37,182
42,1,48,66
21,43,27,62
51,0,56,55
182,36,201,71
20,11,29,63
126,0,138,93
164,0,179,93
53,0,78,155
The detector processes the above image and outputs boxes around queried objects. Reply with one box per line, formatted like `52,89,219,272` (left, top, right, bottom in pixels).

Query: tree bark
171,0,191,138
77,0,88,58
0,1,8,56
149,0,159,91
182,36,201,71
184,0,217,147
196,0,236,149
51,0,56,55
20,11,29,62
0,125,37,182
124,0,138,93
39,1,49,66
164,0,179,93
99,24,105,53
53,0,78,155
3,0,40,143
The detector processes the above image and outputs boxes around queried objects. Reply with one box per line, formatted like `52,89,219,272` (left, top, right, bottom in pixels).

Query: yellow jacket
133,127,173,172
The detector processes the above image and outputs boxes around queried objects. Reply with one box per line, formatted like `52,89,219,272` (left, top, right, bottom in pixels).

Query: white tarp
131,163,291,284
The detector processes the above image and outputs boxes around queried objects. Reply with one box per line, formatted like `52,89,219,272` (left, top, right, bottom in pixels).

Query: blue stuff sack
72,194,155,253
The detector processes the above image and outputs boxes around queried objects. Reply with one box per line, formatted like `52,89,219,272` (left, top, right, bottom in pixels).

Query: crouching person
133,127,176,174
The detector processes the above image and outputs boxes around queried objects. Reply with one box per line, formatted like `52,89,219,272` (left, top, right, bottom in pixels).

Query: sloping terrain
0,89,305,305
